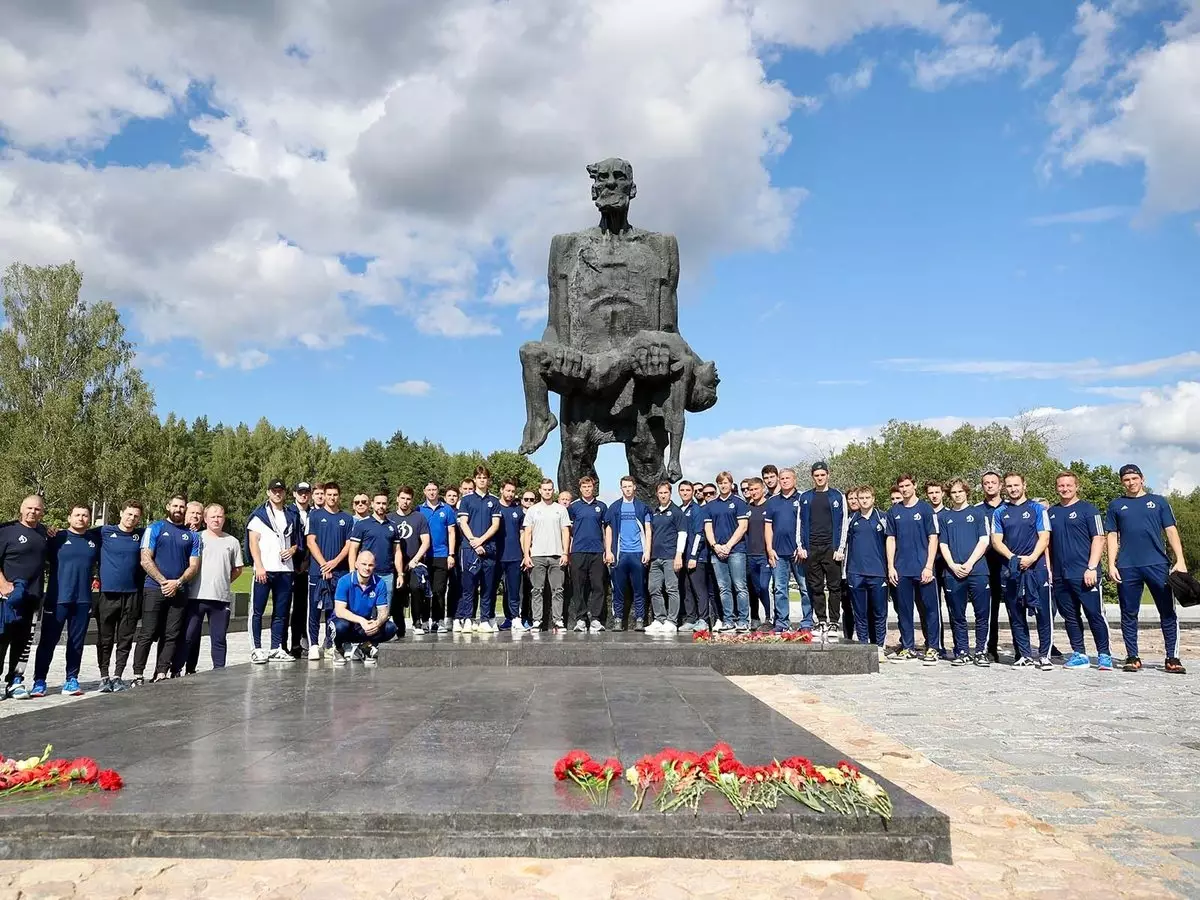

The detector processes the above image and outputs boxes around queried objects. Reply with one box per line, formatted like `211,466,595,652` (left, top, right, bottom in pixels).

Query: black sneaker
98,677,113,693
950,654,970,667
1165,657,1187,675
986,650,1000,664
1123,656,1143,672
973,652,991,668
128,675,145,688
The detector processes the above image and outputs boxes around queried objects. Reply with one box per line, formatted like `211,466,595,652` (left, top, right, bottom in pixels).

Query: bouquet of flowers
692,631,813,644
0,745,124,799
553,749,622,806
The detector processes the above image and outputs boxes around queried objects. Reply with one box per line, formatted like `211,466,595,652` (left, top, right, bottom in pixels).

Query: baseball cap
1118,464,1143,478
811,461,829,474
268,479,287,491
294,481,312,492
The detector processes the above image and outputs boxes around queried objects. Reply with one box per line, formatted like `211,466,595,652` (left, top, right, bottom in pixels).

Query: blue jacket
1005,555,1045,611
602,498,652,557
244,502,303,563
798,489,848,553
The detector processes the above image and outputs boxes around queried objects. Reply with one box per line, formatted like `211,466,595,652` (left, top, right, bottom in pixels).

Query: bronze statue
518,158,719,501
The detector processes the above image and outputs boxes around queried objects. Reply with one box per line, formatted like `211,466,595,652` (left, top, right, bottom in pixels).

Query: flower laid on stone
552,749,622,806
692,631,813,644
0,745,124,800
582,743,893,820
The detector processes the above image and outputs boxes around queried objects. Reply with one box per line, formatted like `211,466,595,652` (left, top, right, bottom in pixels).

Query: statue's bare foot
519,412,558,455
666,455,683,483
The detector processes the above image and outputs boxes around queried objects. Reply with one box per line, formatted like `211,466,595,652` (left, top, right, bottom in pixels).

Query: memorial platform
380,630,879,675
0,665,947,862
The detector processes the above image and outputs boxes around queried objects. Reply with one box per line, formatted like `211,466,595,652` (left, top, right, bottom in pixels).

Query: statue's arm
543,234,570,346
659,234,680,334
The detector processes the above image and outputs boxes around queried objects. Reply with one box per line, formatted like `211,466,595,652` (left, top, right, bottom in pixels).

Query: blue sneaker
8,678,29,699
29,679,47,698
1097,653,1113,671
62,677,83,696
1064,652,1090,670
498,618,513,631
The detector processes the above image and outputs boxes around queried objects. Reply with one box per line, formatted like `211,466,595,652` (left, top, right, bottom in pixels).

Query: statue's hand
631,340,679,380
552,347,591,381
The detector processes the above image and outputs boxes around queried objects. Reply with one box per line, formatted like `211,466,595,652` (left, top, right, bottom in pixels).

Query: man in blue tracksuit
797,462,847,639
991,473,1053,670
764,467,809,633
1104,463,1187,674
704,472,751,632
1049,471,1111,671
937,480,991,666
455,466,501,632
677,481,710,633
844,487,889,649
885,475,942,664
305,483,353,659
603,476,651,631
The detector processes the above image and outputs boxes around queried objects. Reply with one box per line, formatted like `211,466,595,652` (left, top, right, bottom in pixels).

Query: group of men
0,458,1189,699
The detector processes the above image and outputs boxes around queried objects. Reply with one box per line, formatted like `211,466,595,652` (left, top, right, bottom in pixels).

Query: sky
2,0,1199,496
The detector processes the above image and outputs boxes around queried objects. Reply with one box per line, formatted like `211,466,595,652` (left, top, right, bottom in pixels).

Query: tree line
0,261,541,532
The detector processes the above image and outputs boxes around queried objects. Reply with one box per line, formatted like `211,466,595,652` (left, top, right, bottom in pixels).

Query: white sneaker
478,619,496,634
646,620,662,635
442,617,454,632
470,619,481,633
412,623,425,635
363,645,379,667
307,645,322,662
267,647,294,662
713,619,725,632
331,648,347,667
512,620,529,634
825,629,840,644
662,622,678,634
589,620,606,633
452,619,466,633
573,619,587,632
553,617,566,631
679,622,696,633
250,649,269,665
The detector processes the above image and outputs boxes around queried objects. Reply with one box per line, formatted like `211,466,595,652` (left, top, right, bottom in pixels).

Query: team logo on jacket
17,535,27,544
1068,511,1077,519
88,540,95,548
728,502,735,509
511,511,518,519
182,532,191,541
1021,511,1030,520
594,506,601,513
1147,501,1156,509
487,501,494,509
966,515,974,523
339,519,346,526
832,500,840,508
912,513,921,521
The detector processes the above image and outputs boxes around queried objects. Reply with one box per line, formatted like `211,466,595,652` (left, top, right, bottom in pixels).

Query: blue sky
2,0,1198,494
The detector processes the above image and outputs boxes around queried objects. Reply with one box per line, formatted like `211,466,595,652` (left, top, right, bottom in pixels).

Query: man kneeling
332,551,397,666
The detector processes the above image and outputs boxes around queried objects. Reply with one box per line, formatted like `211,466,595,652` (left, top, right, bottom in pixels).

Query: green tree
0,262,157,521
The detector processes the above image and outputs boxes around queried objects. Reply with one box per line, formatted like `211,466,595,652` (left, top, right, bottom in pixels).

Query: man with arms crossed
1049,472,1111,671
135,495,200,683
1105,463,1187,674
885,475,941,665
938,480,991,666
991,473,1054,670
332,551,397,665
523,479,571,632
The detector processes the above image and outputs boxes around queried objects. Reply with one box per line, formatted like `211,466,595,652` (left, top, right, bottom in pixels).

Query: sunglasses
522,496,535,502
353,499,368,505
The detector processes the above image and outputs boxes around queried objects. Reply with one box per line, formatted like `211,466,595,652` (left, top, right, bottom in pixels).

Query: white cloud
884,351,1200,381
682,381,1200,494
380,380,432,397
828,61,875,96
214,349,270,370
1051,1,1200,218
1028,204,1131,225
913,35,1053,90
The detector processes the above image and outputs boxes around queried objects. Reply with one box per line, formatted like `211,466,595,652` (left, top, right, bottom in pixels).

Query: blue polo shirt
884,500,937,577
497,502,525,562
764,491,802,556
98,524,144,593
141,520,199,587
47,529,101,607
707,494,751,553
1048,501,1103,581
937,505,988,576
680,501,708,562
334,571,390,618
568,498,608,553
349,516,399,575
1104,493,1176,569
649,503,685,560
991,500,1050,576
458,492,500,554
419,501,457,558
307,508,353,581
846,510,887,577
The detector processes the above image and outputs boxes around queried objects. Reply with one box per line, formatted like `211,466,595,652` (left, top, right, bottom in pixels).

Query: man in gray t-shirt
183,504,244,670
521,479,572,632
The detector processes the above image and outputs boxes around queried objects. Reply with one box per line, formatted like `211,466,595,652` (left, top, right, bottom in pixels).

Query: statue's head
588,158,636,212
686,361,720,413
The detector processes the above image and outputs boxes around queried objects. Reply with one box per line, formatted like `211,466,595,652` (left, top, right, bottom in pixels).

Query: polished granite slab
0,666,947,862
381,630,879,675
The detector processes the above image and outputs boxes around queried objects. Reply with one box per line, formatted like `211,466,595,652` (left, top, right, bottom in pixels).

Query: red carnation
601,758,623,778
97,769,123,791
68,758,99,784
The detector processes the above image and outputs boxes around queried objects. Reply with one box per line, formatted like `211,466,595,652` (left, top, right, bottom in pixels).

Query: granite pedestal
0,665,947,862
381,631,879,675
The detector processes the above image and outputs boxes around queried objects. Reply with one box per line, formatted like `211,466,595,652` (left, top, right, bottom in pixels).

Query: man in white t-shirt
521,478,571,631
182,504,244,670
246,480,301,664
